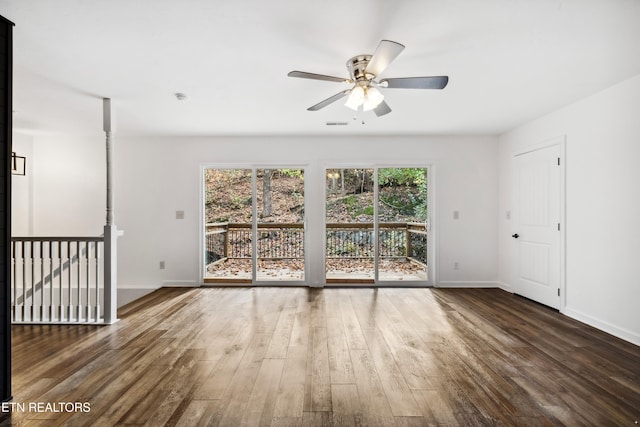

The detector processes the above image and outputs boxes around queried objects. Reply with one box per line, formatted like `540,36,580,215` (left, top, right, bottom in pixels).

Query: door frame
511,135,566,311
199,163,309,286
322,163,435,287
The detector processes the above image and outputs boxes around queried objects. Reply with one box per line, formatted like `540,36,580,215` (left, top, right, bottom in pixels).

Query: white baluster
76,241,82,322
58,241,63,321
95,242,101,322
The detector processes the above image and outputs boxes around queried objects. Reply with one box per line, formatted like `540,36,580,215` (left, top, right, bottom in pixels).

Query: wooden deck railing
206,222,427,267
11,236,106,323
206,223,305,264
406,222,428,266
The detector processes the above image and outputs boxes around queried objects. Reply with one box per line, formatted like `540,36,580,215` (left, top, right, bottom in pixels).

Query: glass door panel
256,169,305,281
325,168,375,283
377,168,428,282
204,168,253,282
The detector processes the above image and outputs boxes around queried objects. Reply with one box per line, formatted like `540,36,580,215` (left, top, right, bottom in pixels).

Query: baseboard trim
563,307,640,347
496,281,514,293
118,287,159,308
436,281,500,288
162,280,199,287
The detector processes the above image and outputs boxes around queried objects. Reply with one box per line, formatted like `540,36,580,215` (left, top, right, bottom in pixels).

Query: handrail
326,222,415,229
207,223,305,230
206,222,425,230
12,236,104,242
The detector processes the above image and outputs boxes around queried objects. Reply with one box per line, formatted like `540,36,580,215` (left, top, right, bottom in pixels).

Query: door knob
512,233,519,239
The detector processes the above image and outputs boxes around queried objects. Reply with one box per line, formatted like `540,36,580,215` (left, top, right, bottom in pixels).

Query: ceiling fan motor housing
347,55,375,81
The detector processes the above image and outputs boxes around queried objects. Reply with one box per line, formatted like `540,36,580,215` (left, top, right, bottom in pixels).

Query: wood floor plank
310,327,332,412
338,292,368,350
131,355,214,425
325,314,355,385
302,410,332,426
213,332,272,427
191,312,256,400
3,287,639,426
359,293,436,390
349,349,397,427
241,358,284,426
273,345,306,418
172,399,211,427
331,384,360,427
411,388,458,425
360,326,421,416
265,306,297,359
289,300,311,348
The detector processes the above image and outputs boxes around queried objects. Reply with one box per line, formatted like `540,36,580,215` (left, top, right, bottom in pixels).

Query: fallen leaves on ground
207,258,425,277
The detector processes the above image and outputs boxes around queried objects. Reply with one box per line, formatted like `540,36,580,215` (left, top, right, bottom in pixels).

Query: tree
262,169,273,217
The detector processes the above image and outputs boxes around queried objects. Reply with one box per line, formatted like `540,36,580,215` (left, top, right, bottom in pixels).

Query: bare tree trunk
263,169,273,217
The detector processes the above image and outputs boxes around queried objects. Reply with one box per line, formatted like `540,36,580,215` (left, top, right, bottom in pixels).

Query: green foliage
343,195,357,206
378,168,426,187
342,195,374,219
279,169,304,180
231,194,252,209
377,168,427,221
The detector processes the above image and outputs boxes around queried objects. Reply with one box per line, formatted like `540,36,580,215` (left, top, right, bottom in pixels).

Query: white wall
21,134,499,304
498,73,640,345
30,135,106,236
11,132,33,235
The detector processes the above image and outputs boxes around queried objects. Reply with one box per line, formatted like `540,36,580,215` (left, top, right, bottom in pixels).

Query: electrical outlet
160,261,165,270
176,210,185,219
454,262,460,270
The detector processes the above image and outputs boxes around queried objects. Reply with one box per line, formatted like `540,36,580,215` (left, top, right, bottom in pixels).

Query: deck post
103,98,118,323
223,223,229,258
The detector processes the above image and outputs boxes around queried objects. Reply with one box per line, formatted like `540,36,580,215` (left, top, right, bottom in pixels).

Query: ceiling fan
288,40,448,117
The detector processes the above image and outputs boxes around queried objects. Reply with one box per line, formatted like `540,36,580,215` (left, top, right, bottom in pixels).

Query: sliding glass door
204,168,253,282
203,165,428,285
325,168,375,282
203,167,305,284
325,167,429,284
377,168,428,282
256,169,305,281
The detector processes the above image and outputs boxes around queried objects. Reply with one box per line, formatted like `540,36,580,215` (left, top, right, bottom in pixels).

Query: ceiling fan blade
373,100,392,117
307,90,351,111
364,40,405,77
288,71,351,83
380,76,449,89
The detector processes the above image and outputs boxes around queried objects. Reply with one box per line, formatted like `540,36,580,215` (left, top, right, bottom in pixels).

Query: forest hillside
205,168,427,224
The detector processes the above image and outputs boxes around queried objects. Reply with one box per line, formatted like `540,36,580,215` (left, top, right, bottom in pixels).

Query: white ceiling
2,0,640,136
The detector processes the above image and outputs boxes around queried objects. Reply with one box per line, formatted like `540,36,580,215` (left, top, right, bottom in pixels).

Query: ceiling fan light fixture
362,86,384,111
344,86,365,110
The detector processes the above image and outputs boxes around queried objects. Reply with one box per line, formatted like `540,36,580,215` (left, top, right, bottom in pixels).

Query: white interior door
512,144,562,309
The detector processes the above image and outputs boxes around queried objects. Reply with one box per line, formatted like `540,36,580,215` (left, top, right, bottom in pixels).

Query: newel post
103,98,118,323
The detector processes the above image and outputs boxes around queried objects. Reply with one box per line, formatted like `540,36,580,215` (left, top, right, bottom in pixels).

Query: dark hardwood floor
2,287,639,426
